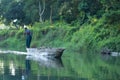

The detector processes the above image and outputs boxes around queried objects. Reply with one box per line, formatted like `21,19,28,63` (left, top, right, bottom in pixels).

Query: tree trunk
50,6,53,24
39,0,45,23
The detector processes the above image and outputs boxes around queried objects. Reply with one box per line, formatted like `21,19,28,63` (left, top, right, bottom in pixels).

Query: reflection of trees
9,61,16,76
0,54,26,80
0,60,4,74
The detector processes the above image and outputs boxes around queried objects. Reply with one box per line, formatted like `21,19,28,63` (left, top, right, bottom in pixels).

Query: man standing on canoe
24,26,32,48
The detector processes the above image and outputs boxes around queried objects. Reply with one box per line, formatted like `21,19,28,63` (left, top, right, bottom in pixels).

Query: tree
38,0,45,23
58,0,80,23
22,0,39,25
0,0,25,26
100,0,120,12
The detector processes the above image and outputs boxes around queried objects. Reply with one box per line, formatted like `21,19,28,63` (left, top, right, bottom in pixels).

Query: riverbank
0,21,120,54
0,11,120,53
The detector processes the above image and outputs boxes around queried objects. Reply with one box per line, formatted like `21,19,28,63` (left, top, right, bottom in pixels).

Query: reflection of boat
38,57,63,68
26,47,65,58
26,55,63,68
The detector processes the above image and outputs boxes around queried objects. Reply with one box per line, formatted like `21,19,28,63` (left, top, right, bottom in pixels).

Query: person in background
24,26,32,48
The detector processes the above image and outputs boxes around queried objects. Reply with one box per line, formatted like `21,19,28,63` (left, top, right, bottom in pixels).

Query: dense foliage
0,0,120,52
0,0,120,25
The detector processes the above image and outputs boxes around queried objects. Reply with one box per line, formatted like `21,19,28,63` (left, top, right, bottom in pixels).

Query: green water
0,52,120,80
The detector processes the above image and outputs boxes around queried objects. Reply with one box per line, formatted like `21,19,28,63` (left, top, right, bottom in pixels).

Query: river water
0,50,120,80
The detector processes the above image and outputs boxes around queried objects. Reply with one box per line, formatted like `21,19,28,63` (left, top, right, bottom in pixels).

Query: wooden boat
26,47,65,58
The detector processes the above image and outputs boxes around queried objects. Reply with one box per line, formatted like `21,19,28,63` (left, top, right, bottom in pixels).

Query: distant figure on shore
24,26,32,48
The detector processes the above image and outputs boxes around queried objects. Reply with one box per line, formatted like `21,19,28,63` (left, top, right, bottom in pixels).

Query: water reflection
0,51,88,80
38,57,63,68
22,60,31,80
25,60,31,74
26,55,63,68
0,60,4,74
9,61,15,76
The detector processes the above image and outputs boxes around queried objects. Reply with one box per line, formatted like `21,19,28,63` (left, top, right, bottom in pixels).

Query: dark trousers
26,36,32,48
